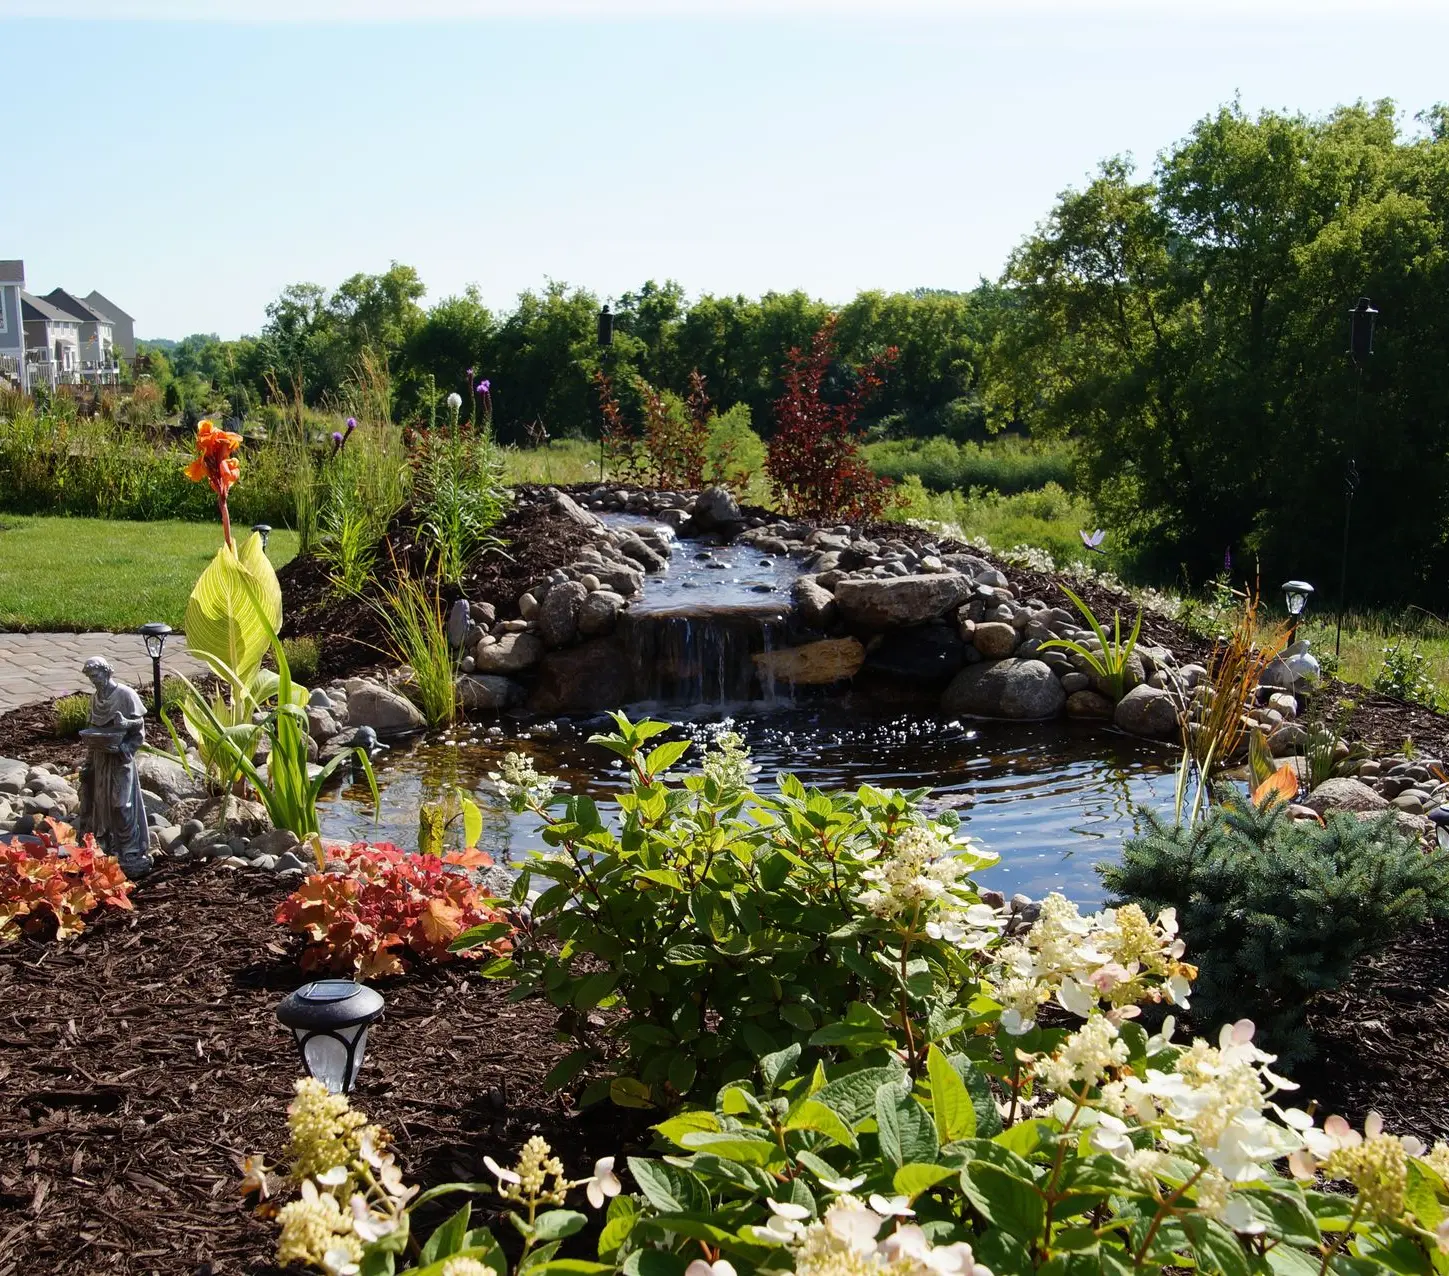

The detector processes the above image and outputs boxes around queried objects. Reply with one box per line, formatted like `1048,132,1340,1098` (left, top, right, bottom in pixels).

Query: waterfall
621,604,790,706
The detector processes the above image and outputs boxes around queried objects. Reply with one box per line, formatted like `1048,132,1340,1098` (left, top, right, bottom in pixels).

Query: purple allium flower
345,416,357,432
467,366,475,379
331,431,344,445
1224,547,1232,573
476,379,490,394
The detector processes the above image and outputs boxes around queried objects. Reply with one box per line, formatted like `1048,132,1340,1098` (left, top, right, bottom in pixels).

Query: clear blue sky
4,2,1447,340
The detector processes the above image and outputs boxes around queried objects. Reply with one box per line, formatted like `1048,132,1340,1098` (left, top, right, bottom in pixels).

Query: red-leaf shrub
765,316,898,521
274,842,515,978
1,819,136,942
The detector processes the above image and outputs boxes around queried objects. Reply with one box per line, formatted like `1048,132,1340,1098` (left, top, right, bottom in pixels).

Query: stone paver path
0,632,209,714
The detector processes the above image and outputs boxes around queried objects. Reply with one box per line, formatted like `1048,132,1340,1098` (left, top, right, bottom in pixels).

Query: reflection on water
318,704,1178,908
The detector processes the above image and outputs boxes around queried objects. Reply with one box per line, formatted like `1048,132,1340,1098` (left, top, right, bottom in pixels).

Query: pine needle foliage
1100,794,1449,1064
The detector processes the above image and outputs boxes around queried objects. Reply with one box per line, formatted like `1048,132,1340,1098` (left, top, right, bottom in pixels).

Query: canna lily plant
184,419,244,548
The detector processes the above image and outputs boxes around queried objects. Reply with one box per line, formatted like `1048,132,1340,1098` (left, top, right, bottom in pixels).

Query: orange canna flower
184,419,244,497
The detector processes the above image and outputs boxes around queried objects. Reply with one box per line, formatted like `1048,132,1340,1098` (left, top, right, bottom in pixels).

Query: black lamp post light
252,522,272,552
1348,296,1378,366
276,980,385,1094
1282,580,1314,644
138,622,172,717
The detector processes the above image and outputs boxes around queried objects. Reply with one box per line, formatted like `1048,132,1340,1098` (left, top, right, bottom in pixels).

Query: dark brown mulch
0,699,84,773
278,496,597,680
1296,918,1449,1142
0,861,651,1276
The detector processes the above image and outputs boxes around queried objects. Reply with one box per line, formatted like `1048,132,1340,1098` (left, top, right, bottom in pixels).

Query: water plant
368,563,458,727
1038,584,1143,700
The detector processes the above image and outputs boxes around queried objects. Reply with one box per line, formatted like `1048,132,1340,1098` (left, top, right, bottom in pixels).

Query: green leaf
1239,1185,1322,1248
573,972,619,1010
760,1043,803,1092
893,1163,956,1199
667,1052,698,1096
814,1065,907,1125
961,1161,1046,1239
678,1132,780,1166
1182,1213,1252,1276
184,535,280,687
418,1203,471,1265
645,740,692,776
948,1052,1003,1138
621,1252,688,1276
449,921,513,952
655,1111,722,1147
780,1002,816,1031
459,790,484,849
598,1195,638,1260
991,1119,1048,1160
875,1082,938,1168
535,1263,613,1276
926,1045,976,1144
533,1210,589,1242
610,1077,656,1108
542,1048,594,1093
784,1098,858,1149
626,1158,709,1213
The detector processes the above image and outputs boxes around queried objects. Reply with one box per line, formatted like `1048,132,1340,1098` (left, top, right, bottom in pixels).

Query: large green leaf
184,532,281,685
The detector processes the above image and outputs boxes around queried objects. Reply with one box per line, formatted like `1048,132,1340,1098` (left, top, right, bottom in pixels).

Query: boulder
753,638,865,686
0,757,28,795
457,675,525,712
1112,685,1178,739
135,752,207,806
971,621,1019,659
791,576,838,628
539,580,589,648
692,485,744,531
591,564,645,597
475,632,544,674
1090,651,1146,699
446,598,472,648
252,827,303,859
1059,671,1090,694
551,490,604,530
346,681,426,736
834,574,972,629
191,795,272,838
862,627,963,682
306,705,340,741
578,590,625,637
1302,777,1389,816
530,638,635,714
617,534,667,574
1065,690,1115,720
940,553,993,579
942,658,1066,720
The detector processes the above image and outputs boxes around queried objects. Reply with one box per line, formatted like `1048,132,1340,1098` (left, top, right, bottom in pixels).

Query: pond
317,703,1179,907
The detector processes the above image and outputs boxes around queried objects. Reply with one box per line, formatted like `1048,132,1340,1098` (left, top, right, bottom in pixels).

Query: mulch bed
0,862,651,1276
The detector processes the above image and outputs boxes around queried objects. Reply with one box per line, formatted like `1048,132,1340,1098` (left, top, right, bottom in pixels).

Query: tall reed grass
866,435,1076,495
370,565,458,727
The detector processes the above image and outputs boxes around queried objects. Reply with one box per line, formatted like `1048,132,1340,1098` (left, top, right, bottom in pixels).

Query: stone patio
0,632,208,714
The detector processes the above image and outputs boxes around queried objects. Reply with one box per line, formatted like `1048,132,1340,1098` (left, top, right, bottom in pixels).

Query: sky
3,1,1448,340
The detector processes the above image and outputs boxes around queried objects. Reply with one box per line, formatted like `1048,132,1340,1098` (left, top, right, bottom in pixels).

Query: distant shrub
887,476,1096,566
53,694,90,737
1373,640,1442,710
281,636,320,685
1101,796,1449,1063
705,401,763,488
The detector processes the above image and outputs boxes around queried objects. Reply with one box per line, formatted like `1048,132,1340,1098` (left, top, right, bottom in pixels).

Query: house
85,290,135,360
44,288,120,379
21,292,83,388
0,261,23,390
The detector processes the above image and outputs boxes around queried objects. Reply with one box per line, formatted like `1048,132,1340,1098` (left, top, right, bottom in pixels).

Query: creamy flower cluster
700,730,758,792
489,752,558,807
858,824,998,941
763,1196,993,1276
285,1078,382,1186
484,1135,570,1208
988,893,1193,1034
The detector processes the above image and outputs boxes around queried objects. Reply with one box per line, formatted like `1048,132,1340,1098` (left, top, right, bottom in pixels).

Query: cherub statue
76,656,152,876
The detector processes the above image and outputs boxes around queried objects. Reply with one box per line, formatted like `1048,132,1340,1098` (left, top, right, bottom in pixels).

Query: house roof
84,290,133,323
21,292,78,325
0,260,23,285
44,288,112,325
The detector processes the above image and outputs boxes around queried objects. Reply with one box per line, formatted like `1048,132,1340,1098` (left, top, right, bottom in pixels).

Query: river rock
863,627,963,682
692,485,744,531
971,621,1019,659
834,574,972,629
539,580,588,647
1059,671,1090,694
307,705,340,740
1091,651,1146,699
1065,690,1115,719
530,638,635,714
457,675,525,712
942,658,1066,720
191,795,272,838
578,590,625,636
590,563,645,597
1113,685,1178,739
1302,777,1389,816
753,638,865,686
135,752,207,806
792,576,838,628
446,599,472,648
552,490,603,530
618,534,667,574
476,632,544,674
0,757,28,795
347,681,426,736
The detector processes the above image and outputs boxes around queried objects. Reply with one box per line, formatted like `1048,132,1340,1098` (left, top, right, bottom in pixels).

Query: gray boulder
863,626,964,683
457,675,525,712
835,574,972,629
692,485,743,531
135,752,207,806
551,490,604,530
539,580,589,648
942,658,1066,720
1066,690,1115,719
475,632,544,674
0,757,28,795
591,564,645,598
792,576,838,628
1302,777,1389,816
1112,685,1179,739
578,590,625,637
530,638,635,714
346,681,426,736
192,795,272,838
971,621,1019,659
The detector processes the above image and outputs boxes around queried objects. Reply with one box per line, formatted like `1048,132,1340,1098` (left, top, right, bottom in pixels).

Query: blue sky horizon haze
3,3,1448,340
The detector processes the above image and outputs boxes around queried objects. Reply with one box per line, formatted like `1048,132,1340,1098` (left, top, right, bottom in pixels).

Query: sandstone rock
346,681,426,736
971,621,1019,659
942,658,1066,720
1112,685,1179,739
475,632,544,674
860,626,961,682
1301,777,1389,816
1065,690,1115,719
792,576,838,628
753,638,865,686
591,564,644,597
135,753,207,806
834,574,972,629
538,580,589,648
457,675,525,712
530,638,635,714
518,592,540,621
578,590,625,637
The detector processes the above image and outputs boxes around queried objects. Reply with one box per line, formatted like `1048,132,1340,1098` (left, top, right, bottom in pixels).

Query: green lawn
0,516,298,632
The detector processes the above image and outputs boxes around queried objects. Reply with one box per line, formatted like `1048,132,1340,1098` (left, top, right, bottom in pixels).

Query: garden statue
77,657,153,876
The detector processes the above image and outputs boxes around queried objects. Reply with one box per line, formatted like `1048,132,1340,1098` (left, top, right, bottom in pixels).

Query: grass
0,516,298,632
1299,612,1449,703
865,434,1076,495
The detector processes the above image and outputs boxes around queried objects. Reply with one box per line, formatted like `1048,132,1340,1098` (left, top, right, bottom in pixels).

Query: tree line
136,97,1449,605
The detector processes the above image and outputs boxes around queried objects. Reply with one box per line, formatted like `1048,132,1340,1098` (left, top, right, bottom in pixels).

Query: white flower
1055,975,1096,1019
358,1129,385,1169
1436,1219,1449,1255
1088,1113,1132,1156
350,1193,399,1242
767,1198,811,1221
483,1154,521,1185
322,1249,361,1276
686,1262,737,1276
867,1193,914,1217
751,1198,810,1243
1220,1196,1267,1235
446,391,463,411
816,1173,867,1193
585,1156,622,1209
824,1201,884,1251
316,1165,349,1187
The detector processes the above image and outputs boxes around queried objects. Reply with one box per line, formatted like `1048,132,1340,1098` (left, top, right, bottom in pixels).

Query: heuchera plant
0,819,136,941
765,316,898,522
275,842,514,978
